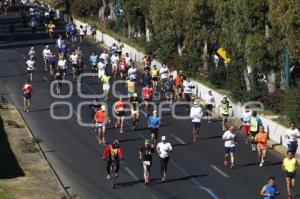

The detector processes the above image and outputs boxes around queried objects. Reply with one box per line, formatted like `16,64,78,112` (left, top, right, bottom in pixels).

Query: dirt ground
0,108,66,199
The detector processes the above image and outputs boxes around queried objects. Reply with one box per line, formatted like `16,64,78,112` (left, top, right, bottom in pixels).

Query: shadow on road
0,114,25,179
116,174,208,189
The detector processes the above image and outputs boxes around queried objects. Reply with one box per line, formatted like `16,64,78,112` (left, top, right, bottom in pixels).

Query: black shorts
116,111,125,117
27,70,33,74
152,77,158,81
92,31,96,35
285,172,296,179
192,122,201,129
184,93,191,102
250,131,258,138
144,98,152,102
23,93,31,99
205,104,213,112
150,127,158,138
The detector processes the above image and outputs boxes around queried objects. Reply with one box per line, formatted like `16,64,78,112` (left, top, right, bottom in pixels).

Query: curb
17,108,70,198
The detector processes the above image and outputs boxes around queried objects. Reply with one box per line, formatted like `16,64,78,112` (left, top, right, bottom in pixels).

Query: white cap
161,136,166,141
193,101,198,105
153,110,157,114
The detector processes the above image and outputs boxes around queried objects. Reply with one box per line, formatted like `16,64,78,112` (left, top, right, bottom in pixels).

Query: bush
71,0,101,17
281,89,300,122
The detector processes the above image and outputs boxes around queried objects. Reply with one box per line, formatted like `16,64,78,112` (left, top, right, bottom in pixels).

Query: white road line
170,133,186,144
124,166,139,181
210,164,229,178
43,76,50,83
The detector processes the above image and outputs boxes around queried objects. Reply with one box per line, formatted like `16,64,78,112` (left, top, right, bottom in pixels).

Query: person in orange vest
114,97,125,134
255,125,269,167
94,105,110,145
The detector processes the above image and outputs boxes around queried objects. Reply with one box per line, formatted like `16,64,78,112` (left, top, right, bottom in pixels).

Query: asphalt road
1,4,299,199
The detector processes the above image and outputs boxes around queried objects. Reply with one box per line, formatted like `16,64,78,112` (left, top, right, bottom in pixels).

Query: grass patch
0,182,15,199
20,137,41,153
5,120,24,128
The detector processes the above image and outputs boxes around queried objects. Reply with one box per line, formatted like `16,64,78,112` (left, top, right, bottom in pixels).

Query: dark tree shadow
0,115,25,178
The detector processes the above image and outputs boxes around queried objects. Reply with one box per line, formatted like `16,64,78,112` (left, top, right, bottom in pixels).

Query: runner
56,35,63,49
26,55,35,82
47,21,55,39
260,177,279,199
57,55,67,80
119,57,128,80
101,74,110,102
128,64,137,82
151,65,159,91
48,51,56,77
148,110,161,146
129,93,141,130
99,50,109,66
282,150,298,199
110,53,119,77
28,46,36,60
174,73,183,101
94,105,110,145
141,70,152,88
204,90,215,122
53,64,63,95
75,58,85,82
143,54,151,71
82,20,89,36
69,50,79,79
156,136,172,182
190,101,203,141
90,24,97,42
65,22,72,39
114,97,125,134
127,79,135,98
164,75,175,106
116,39,124,57
42,45,50,71
110,43,117,55
182,76,195,112
219,95,231,131
22,80,33,112
249,111,263,152
285,122,300,154
222,126,237,168
241,108,252,143
79,25,85,43
159,64,169,92
255,126,269,167
89,98,101,132
143,83,153,116
139,139,156,185
89,51,98,73
97,58,106,79
102,140,124,179
71,23,77,43
124,52,132,66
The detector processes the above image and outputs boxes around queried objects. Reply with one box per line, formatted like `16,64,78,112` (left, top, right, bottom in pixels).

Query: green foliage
281,89,300,122
70,0,101,17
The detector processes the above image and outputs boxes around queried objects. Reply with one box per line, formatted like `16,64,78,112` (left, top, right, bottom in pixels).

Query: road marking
124,166,139,181
170,133,186,144
43,76,50,83
210,164,229,178
135,131,220,199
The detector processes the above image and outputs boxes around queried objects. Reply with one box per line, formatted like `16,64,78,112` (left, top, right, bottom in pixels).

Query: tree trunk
145,18,151,42
202,40,208,77
243,69,251,91
247,65,255,90
267,69,276,93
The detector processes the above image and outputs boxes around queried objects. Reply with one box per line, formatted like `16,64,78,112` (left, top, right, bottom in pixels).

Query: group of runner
17,3,300,197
